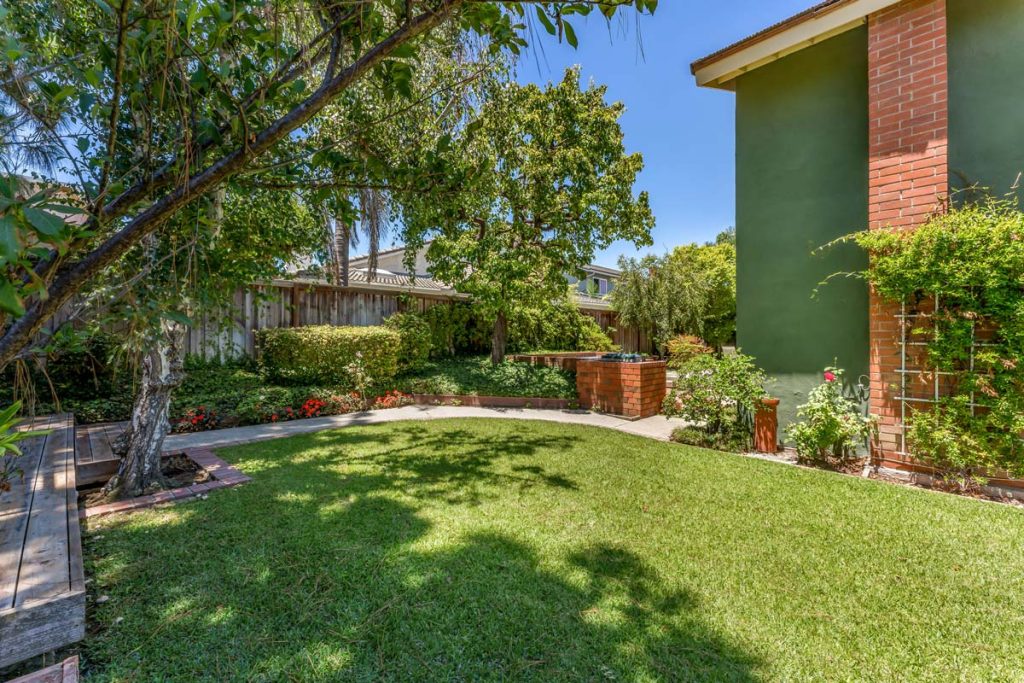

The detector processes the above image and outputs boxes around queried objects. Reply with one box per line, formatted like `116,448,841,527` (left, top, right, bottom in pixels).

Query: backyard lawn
82,419,1024,681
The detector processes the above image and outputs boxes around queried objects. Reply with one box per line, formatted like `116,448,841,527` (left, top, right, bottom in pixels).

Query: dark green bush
384,312,432,372
506,299,616,353
422,302,491,357
256,325,401,386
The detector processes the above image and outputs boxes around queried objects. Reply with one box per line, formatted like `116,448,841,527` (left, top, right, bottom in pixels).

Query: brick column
867,0,948,462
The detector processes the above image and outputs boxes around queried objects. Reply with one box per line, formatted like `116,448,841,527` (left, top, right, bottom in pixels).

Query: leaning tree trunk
490,310,508,365
103,320,185,500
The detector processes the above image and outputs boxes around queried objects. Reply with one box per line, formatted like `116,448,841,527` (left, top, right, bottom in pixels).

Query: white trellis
893,295,993,455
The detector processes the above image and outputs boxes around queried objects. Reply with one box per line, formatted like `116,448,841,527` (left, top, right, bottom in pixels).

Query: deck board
15,419,74,606
0,414,85,669
0,415,54,611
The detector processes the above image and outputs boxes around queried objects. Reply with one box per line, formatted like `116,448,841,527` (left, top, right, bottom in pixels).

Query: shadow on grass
83,423,759,681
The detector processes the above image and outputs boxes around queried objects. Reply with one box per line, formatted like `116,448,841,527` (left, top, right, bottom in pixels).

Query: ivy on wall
854,197,1024,486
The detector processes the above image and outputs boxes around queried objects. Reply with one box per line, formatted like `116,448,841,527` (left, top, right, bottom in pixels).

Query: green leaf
535,8,556,35
563,21,578,49
0,215,21,264
161,310,193,326
0,280,25,317
23,207,66,237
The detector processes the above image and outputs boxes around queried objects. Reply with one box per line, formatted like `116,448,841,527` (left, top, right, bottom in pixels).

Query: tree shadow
81,423,760,681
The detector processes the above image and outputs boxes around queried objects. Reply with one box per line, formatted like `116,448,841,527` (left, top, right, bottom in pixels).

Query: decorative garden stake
754,397,781,454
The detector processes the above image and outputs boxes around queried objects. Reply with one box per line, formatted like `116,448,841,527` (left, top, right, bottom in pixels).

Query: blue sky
515,0,813,267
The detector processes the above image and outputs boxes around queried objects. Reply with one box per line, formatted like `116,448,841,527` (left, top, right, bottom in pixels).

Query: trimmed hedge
256,325,401,386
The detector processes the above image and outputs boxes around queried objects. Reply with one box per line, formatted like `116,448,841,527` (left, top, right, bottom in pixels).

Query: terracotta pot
754,397,780,454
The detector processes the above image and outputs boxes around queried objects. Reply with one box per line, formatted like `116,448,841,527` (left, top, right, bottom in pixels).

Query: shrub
507,299,616,352
173,406,221,433
256,325,401,386
576,316,618,352
236,386,303,424
906,397,997,492
384,312,432,372
786,367,874,466
422,302,491,357
665,335,711,370
663,352,766,449
852,196,1024,482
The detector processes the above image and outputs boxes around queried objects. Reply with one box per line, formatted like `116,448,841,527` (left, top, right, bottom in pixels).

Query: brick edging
80,449,252,519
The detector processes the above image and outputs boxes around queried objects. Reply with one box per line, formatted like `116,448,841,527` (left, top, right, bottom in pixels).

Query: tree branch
0,0,463,367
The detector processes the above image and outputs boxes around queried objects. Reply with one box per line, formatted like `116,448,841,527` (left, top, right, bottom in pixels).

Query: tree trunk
102,320,185,500
339,221,351,287
490,310,507,365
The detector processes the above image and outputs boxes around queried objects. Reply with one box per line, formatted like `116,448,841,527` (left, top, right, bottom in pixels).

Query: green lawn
82,419,1024,681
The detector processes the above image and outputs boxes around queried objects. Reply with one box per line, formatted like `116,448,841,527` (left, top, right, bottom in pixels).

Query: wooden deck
0,415,85,669
73,422,126,486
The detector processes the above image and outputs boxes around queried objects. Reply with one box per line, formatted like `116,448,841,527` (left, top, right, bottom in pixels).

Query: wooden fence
55,280,648,359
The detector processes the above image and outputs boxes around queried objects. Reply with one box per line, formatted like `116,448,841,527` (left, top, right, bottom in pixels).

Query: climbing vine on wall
853,197,1024,485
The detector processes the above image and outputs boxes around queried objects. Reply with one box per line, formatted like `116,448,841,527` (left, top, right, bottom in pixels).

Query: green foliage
906,398,1001,491
852,197,1024,480
395,356,577,399
0,0,654,372
786,367,874,466
611,239,736,354
507,299,616,353
669,425,748,454
420,299,615,357
384,312,433,372
405,67,654,359
421,302,492,358
665,335,712,371
663,353,767,446
256,326,401,387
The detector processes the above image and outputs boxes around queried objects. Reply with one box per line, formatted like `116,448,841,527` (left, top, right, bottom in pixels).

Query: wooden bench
0,414,85,669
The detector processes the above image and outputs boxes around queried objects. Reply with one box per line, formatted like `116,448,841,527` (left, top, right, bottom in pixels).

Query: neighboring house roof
691,0,901,89
349,241,621,281
581,264,622,279
284,269,614,311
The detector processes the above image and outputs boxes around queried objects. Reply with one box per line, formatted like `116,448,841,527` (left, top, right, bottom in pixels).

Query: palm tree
327,188,389,286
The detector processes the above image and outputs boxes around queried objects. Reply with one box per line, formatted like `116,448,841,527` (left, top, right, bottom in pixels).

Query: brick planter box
576,359,667,419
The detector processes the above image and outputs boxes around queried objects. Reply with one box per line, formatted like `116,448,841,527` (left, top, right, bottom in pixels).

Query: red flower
824,371,836,383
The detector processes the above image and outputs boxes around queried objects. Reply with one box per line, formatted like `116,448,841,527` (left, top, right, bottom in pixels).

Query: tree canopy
405,68,654,361
0,0,657,368
611,234,736,354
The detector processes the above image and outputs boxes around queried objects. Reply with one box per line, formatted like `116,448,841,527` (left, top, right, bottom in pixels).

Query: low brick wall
576,359,667,419
508,352,603,373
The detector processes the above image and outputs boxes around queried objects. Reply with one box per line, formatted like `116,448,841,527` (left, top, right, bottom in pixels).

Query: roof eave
691,0,901,89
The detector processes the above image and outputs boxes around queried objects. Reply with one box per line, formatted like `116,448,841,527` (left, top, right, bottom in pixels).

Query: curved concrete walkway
164,405,688,452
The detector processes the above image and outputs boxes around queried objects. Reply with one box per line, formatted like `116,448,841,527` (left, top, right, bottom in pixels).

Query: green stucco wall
734,27,870,434
948,0,1024,199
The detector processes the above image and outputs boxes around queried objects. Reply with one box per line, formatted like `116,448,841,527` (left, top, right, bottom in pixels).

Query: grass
394,356,577,399
81,419,1024,681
